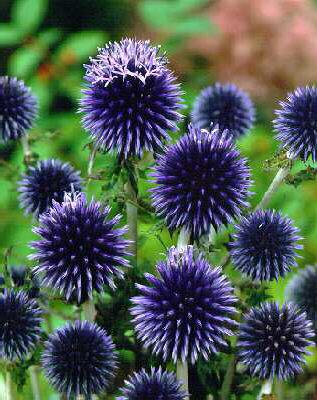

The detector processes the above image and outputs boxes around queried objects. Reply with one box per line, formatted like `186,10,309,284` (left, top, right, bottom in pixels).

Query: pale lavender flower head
31,192,129,304
116,367,187,400
42,320,117,399
80,38,183,159
151,124,251,239
131,246,237,364
230,210,302,281
238,302,314,380
191,82,255,139
274,86,317,161
0,76,38,142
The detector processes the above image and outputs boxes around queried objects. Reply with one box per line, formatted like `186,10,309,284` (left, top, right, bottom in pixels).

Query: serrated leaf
8,46,42,78
12,0,48,35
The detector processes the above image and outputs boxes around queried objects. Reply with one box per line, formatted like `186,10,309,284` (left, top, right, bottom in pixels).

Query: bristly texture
42,320,117,399
286,265,317,331
151,124,251,239
0,290,41,360
229,209,302,281
191,82,255,139
116,367,187,400
31,192,129,304
238,302,315,380
18,159,82,217
0,76,38,142
80,38,183,159
274,86,317,161
131,246,237,364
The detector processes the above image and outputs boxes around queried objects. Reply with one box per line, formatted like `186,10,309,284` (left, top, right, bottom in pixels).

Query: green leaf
56,31,107,63
0,24,22,46
8,46,42,78
11,0,48,35
174,17,217,35
38,28,62,47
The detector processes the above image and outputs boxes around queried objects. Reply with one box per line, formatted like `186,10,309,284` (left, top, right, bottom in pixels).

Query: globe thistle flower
238,302,314,380
274,86,317,162
286,265,317,330
42,320,117,399
80,38,183,159
18,159,82,217
117,367,187,400
131,246,237,364
229,210,302,281
151,124,251,239
0,290,41,360
191,82,255,140
0,76,38,142
31,192,129,304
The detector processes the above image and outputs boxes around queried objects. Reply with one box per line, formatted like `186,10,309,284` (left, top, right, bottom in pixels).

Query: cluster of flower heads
0,76,37,142
131,246,237,364
31,192,130,304
80,38,183,158
151,124,251,239
191,82,255,140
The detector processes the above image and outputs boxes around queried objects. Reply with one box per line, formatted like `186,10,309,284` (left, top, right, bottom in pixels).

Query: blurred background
1,0,317,398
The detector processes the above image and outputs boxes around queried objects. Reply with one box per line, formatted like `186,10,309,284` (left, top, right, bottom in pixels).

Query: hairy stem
125,179,138,262
30,366,41,400
257,380,273,400
177,227,190,249
176,360,189,399
6,370,15,400
82,299,96,322
255,166,291,210
220,353,236,400
87,145,98,186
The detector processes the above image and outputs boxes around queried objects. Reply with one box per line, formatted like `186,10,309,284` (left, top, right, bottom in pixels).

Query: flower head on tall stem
191,82,255,140
0,76,38,142
80,38,183,159
151,124,251,239
131,246,237,364
31,192,130,304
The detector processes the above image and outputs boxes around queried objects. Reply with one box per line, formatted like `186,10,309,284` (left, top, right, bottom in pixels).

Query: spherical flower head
286,265,317,331
116,367,187,400
238,302,315,380
80,38,183,159
0,289,41,360
131,246,237,364
0,76,38,142
274,86,317,162
151,124,251,239
18,159,82,217
229,209,302,281
191,82,255,140
42,320,117,398
31,192,130,304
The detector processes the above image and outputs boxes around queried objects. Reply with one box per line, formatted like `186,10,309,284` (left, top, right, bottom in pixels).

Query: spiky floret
191,82,255,139
131,246,237,364
31,192,129,304
229,209,302,281
274,86,317,162
116,367,187,400
286,265,317,331
151,124,251,239
0,76,38,142
0,290,41,360
18,159,82,217
80,38,183,159
42,320,117,399
238,302,315,380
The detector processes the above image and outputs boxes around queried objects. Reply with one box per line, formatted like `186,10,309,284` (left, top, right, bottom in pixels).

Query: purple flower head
131,246,237,364
238,302,315,380
286,265,317,331
274,86,317,161
80,38,183,159
0,76,38,142
229,209,302,281
42,320,117,399
191,82,255,140
116,367,187,400
18,159,82,217
0,290,41,360
31,192,130,304
151,124,251,239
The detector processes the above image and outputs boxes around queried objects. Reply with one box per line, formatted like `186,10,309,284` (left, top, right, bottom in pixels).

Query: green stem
21,134,32,166
125,179,138,262
87,145,98,186
257,379,273,399
30,366,41,400
220,353,236,400
6,369,15,400
82,299,96,322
